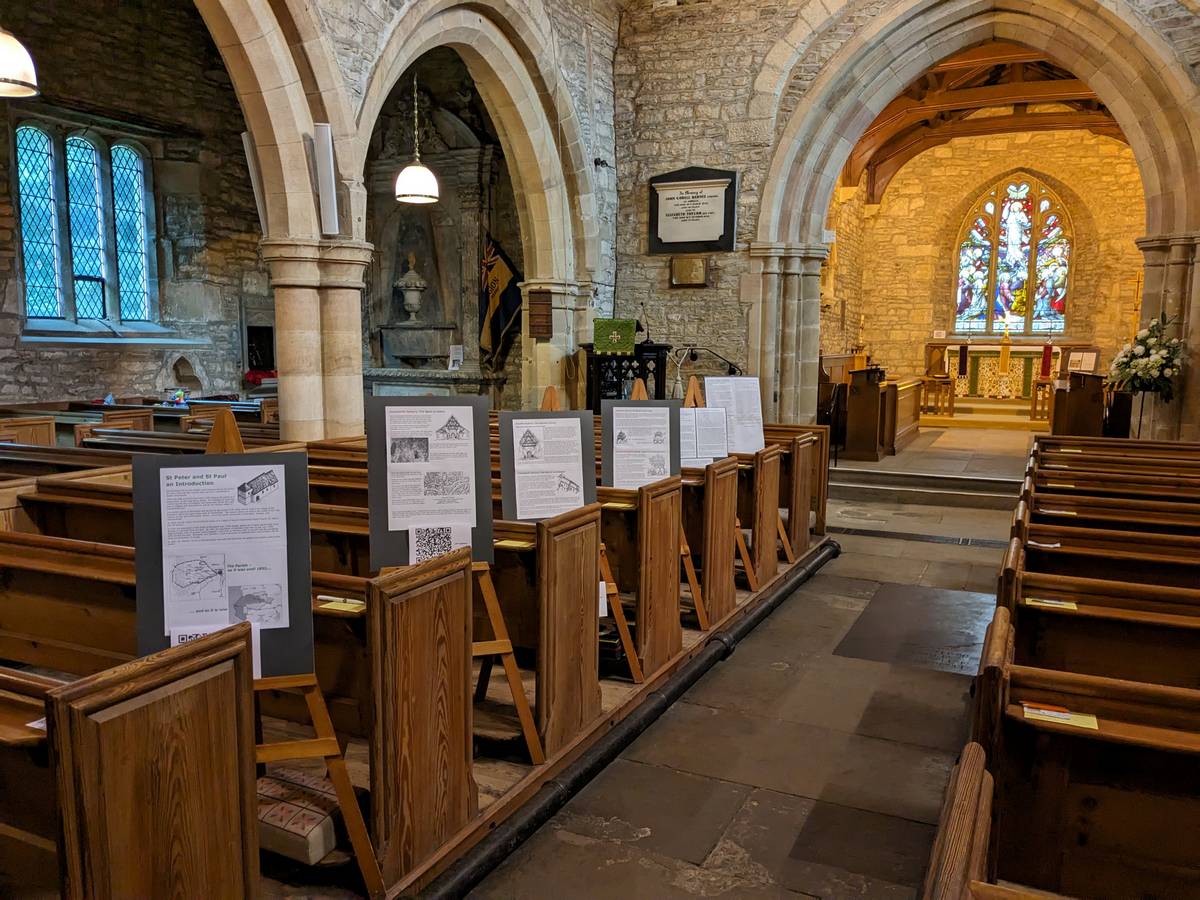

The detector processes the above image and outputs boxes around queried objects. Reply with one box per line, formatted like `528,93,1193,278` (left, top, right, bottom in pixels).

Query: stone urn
395,254,428,321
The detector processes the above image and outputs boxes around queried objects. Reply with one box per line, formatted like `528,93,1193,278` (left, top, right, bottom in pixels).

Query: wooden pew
735,446,782,589
0,624,259,897
0,416,55,447
764,423,826,542
921,742,992,900
681,457,738,625
1018,491,1200,537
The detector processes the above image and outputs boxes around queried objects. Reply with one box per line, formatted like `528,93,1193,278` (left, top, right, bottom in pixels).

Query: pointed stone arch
750,0,1200,434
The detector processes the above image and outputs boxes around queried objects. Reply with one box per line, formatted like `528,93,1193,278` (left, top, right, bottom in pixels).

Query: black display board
599,399,682,487
498,410,597,521
647,166,739,254
366,395,494,570
132,451,314,679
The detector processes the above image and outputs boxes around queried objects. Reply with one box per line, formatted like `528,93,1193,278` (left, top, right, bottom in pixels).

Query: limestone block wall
0,2,264,402
824,131,1145,378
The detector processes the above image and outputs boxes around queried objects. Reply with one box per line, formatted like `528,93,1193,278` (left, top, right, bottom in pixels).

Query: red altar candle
1040,343,1053,378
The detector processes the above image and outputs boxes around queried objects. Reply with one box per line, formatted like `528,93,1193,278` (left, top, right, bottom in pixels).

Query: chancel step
829,467,1020,509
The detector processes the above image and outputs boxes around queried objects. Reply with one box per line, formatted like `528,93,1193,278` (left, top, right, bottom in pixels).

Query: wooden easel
471,562,546,763
682,376,759,593
629,378,650,400
208,416,385,898
255,675,385,899
538,384,643,682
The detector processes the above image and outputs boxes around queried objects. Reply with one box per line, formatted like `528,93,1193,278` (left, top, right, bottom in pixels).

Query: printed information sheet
611,406,671,488
160,464,289,636
679,407,728,467
512,416,586,520
385,405,477,531
704,376,765,453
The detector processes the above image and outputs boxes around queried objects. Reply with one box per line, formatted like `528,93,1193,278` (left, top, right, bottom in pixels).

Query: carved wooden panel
703,457,738,622
537,504,602,755
48,624,257,900
369,547,475,883
751,446,782,585
636,477,682,675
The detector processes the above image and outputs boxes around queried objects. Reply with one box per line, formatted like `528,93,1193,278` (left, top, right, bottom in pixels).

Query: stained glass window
15,125,61,318
66,136,106,318
953,175,1071,336
112,145,150,321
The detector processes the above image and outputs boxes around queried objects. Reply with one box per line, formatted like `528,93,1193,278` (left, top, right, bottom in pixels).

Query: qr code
423,471,471,496
413,527,453,562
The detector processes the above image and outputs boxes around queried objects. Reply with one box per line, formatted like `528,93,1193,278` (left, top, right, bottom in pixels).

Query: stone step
828,467,1020,509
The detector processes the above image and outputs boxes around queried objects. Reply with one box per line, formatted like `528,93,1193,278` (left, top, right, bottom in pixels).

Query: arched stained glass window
66,136,106,318
954,176,1071,335
112,145,150,321
15,125,61,318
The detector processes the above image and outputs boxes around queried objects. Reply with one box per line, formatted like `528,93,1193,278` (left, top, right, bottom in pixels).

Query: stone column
261,239,325,442
519,279,580,408
458,180,484,377
749,245,784,419
319,241,373,438
777,253,802,423
797,249,829,424
1134,234,1196,441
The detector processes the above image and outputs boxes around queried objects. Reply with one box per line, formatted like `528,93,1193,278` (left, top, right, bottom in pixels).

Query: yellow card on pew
1022,703,1098,730
317,595,365,613
495,539,534,550
1025,597,1078,611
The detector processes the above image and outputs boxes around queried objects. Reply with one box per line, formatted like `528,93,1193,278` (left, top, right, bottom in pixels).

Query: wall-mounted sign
649,166,738,254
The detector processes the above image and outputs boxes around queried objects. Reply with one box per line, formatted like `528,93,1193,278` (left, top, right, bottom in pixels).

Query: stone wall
824,131,1145,377
821,185,868,354
0,2,263,402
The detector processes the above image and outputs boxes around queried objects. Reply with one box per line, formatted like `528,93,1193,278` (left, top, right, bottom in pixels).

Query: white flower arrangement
1107,312,1185,402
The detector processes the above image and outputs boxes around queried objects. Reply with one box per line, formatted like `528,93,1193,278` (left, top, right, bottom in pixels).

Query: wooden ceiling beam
930,42,1047,71
861,112,1126,202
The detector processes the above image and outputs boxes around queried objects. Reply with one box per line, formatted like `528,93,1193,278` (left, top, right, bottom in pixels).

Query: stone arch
191,0,324,240
354,1,599,284
750,0,1200,430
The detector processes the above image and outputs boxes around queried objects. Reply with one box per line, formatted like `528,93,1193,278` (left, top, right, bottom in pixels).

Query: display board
132,451,314,679
600,399,681,488
679,406,729,467
498,410,597,521
366,395,493,570
703,376,765,453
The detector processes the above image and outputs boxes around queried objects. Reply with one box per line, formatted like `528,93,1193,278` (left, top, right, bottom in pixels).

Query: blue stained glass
15,126,62,317
66,137,106,318
112,145,150,320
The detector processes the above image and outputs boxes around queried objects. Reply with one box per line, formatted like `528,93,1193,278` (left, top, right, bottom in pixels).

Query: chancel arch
751,0,1200,439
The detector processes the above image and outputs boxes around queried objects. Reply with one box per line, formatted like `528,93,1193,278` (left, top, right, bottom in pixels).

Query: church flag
480,235,523,366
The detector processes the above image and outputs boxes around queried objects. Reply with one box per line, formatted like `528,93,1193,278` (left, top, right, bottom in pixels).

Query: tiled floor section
833,427,1032,479
470,510,1003,899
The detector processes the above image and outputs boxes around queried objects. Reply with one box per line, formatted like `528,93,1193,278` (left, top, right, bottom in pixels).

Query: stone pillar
519,279,581,408
1135,234,1197,441
261,239,325,442
797,249,828,424
458,180,484,377
318,241,373,438
749,245,784,419
777,254,802,423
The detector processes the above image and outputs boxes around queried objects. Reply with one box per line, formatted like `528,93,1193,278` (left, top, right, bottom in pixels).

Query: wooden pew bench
1026,465,1200,503
1018,491,1200,537
0,625,258,896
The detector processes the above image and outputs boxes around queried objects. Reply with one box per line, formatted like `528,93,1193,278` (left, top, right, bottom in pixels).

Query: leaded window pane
15,125,61,317
66,136,106,318
112,145,150,321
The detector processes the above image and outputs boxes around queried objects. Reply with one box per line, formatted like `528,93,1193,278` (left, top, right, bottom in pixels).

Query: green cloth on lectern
594,319,636,355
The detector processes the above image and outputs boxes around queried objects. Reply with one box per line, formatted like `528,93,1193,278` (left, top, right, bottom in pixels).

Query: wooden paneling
537,504,603,755
890,379,922,454
0,416,56,447
635,477,682,675
368,548,476,884
48,624,258,900
750,447,782,586
700,457,738,622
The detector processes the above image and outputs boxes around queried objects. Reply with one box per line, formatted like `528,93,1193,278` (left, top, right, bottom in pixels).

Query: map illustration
229,584,285,626
169,555,225,607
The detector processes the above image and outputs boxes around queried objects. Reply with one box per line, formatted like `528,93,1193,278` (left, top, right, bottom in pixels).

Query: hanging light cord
412,73,421,162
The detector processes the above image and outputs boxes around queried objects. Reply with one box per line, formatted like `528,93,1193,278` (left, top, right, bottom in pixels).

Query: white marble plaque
654,178,730,243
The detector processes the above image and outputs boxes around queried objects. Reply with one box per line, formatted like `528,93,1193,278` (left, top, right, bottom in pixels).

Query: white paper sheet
408,523,472,563
384,405,476,531
680,407,728,468
704,377,765,453
160,464,289,637
599,580,608,618
448,345,464,371
512,416,586,520
170,622,262,678
611,406,671,488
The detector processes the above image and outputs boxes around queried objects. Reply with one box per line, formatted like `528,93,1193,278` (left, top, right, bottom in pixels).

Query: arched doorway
751,0,1200,438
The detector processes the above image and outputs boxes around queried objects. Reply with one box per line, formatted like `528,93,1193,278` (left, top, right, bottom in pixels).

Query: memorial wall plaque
648,166,738,254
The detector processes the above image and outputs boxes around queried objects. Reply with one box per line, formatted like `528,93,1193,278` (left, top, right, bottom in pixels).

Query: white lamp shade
395,162,439,204
0,29,37,99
